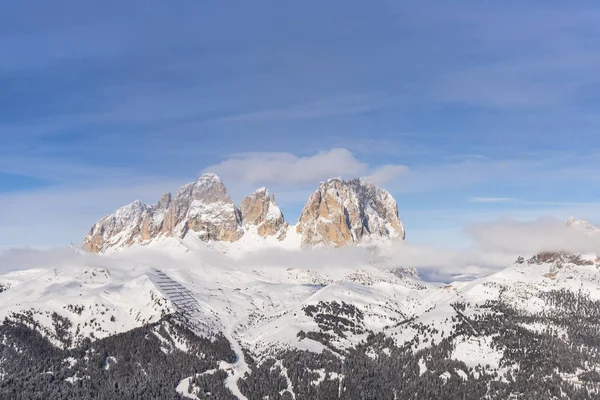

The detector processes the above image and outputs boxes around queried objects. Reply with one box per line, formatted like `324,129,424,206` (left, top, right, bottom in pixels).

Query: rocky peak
83,174,407,253
296,178,405,247
188,173,232,204
83,200,153,253
83,173,244,253
240,188,288,238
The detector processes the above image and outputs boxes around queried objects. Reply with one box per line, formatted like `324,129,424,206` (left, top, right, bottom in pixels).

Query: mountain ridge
83,173,406,253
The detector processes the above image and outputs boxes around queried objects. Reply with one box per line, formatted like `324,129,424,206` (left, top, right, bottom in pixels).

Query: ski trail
220,324,250,400
149,269,249,400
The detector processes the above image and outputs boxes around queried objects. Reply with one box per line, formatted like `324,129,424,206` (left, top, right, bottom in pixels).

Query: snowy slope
3,237,600,398
3,242,599,357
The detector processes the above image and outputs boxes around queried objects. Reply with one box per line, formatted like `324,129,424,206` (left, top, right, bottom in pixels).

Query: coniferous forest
1,289,600,399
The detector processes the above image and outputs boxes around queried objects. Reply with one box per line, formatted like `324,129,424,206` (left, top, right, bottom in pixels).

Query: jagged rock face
83,175,406,253
168,174,243,242
296,178,405,247
83,200,154,253
83,174,244,252
240,188,288,238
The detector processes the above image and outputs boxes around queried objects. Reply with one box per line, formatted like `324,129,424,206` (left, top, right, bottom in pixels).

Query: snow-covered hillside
2,232,600,398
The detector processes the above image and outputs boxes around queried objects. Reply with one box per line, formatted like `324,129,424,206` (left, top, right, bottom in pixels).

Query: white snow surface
3,236,600,397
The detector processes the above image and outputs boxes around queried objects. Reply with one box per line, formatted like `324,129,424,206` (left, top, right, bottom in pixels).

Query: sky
2,1,600,250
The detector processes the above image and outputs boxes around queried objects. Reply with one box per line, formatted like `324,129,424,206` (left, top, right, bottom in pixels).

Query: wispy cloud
469,197,518,203
421,3,600,109
204,148,369,186
2,1,600,253
465,217,600,254
0,156,137,185
468,197,600,207
212,93,401,123
362,165,409,186
0,178,187,248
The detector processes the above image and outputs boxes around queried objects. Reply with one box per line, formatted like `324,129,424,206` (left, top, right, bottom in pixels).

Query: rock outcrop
83,200,154,253
296,178,405,247
83,174,244,252
240,188,288,238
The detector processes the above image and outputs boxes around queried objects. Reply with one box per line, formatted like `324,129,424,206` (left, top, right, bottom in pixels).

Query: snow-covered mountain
567,216,600,233
2,235,600,398
84,174,249,253
3,207,600,398
83,174,406,253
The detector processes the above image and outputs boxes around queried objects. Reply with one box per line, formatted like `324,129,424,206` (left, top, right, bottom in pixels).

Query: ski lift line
155,282,186,288
157,285,189,291
167,298,196,304
162,292,195,299
158,285,188,290
148,268,224,336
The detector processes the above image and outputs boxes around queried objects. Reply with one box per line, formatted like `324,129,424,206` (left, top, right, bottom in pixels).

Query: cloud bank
2,216,598,283
465,217,600,255
204,148,368,186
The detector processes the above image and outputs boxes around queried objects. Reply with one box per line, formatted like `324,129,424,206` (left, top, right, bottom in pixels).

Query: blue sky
2,1,600,249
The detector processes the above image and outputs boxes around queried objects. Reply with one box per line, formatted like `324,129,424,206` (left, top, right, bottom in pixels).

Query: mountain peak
296,178,405,247
324,176,343,184
83,175,405,252
83,175,244,252
182,173,232,205
566,217,600,233
197,172,222,183
240,187,287,238
83,199,153,253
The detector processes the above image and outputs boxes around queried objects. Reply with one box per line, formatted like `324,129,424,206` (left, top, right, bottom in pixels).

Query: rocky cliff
240,188,288,239
83,174,244,252
296,178,405,247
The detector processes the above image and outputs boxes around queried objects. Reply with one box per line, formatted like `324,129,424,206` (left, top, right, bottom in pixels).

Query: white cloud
204,148,411,190
362,164,409,186
2,215,600,284
379,216,600,281
0,240,510,283
213,93,399,123
465,217,600,254
378,243,514,282
204,148,369,186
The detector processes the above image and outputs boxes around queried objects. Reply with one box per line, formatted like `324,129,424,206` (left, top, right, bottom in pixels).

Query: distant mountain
566,216,600,233
83,174,406,253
